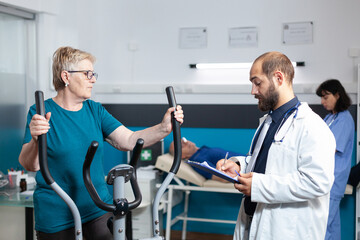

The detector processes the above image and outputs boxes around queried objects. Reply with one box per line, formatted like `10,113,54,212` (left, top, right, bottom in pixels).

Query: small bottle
20,178,27,192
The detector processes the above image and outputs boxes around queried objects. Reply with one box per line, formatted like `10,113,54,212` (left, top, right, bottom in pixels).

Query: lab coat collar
261,102,309,121
295,102,310,119
258,97,301,125
270,97,299,124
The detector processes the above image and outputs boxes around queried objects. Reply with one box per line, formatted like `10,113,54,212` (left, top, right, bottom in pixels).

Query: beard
256,83,279,112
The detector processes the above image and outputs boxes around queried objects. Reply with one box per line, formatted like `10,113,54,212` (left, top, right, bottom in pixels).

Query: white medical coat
234,103,335,240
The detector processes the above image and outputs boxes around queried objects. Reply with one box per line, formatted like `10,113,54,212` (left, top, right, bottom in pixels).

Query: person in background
316,79,355,240
18,46,184,240
348,163,360,189
168,138,242,181
216,51,335,240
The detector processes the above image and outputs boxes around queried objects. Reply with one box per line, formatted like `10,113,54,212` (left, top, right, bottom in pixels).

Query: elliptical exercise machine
83,86,182,240
35,86,182,240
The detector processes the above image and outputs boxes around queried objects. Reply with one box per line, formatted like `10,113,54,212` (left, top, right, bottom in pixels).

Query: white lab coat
234,103,335,240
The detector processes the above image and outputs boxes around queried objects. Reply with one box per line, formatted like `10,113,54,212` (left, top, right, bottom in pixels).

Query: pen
235,169,241,177
223,152,229,166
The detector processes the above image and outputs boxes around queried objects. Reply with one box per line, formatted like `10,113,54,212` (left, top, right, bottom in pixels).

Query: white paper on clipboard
186,160,240,183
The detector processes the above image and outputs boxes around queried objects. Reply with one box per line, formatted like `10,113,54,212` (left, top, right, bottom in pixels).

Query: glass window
0,11,36,173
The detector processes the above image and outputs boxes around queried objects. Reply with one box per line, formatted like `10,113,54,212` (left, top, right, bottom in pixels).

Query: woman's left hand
162,105,184,133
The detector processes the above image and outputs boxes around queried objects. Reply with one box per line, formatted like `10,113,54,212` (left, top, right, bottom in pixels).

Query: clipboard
186,160,240,183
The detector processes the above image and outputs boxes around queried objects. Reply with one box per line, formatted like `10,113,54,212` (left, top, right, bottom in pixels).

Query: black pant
36,212,113,240
348,162,360,187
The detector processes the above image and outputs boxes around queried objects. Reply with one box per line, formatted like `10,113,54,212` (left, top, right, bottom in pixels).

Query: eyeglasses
67,70,98,80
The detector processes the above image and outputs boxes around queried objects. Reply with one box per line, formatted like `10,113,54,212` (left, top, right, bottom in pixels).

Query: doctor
217,51,335,240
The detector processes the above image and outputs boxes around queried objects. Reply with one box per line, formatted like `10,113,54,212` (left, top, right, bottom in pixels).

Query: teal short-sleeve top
23,98,122,233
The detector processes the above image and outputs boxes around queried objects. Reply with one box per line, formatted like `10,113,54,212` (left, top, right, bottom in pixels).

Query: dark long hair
316,79,351,112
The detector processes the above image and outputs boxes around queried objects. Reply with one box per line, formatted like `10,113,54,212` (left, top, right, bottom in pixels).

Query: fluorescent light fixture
293,61,305,67
190,63,253,69
189,61,305,69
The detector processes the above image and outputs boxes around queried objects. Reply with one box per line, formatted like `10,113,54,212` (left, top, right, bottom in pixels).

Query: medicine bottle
20,178,27,192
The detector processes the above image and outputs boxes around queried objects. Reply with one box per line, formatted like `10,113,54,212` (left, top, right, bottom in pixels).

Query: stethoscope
324,113,338,127
249,102,301,155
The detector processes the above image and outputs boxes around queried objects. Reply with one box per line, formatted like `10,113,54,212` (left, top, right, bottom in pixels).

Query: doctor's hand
216,159,240,178
234,172,253,196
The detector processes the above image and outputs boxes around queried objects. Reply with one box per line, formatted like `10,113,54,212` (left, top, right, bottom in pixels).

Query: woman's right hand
29,112,51,141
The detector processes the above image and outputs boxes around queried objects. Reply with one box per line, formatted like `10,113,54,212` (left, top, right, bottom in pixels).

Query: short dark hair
316,79,351,112
254,51,295,84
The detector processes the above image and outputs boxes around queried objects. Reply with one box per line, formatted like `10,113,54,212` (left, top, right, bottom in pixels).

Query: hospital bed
155,153,242,240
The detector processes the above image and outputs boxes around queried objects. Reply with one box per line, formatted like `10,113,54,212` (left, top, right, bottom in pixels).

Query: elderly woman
316,79,354,240
18,46,184,240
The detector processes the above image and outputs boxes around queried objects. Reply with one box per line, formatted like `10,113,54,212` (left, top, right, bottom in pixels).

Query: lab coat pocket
266,143,297,174
268,203,298,239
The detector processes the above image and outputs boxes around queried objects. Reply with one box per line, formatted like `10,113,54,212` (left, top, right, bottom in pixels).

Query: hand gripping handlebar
165,86,182,174
35,90,83,239
35,91,54,185
151,86,182,238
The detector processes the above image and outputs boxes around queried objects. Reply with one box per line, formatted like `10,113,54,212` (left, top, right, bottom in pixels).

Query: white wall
2,0,360,104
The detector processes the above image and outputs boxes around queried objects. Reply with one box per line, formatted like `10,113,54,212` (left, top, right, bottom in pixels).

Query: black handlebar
35,91,54,185
83,141,113,212
165,86,182,174
83,140,143,213
129,138,144,168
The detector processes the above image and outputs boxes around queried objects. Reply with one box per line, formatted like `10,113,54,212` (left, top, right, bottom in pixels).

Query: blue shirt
23,99,121,233
324,110,354,199
189,146,241,179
